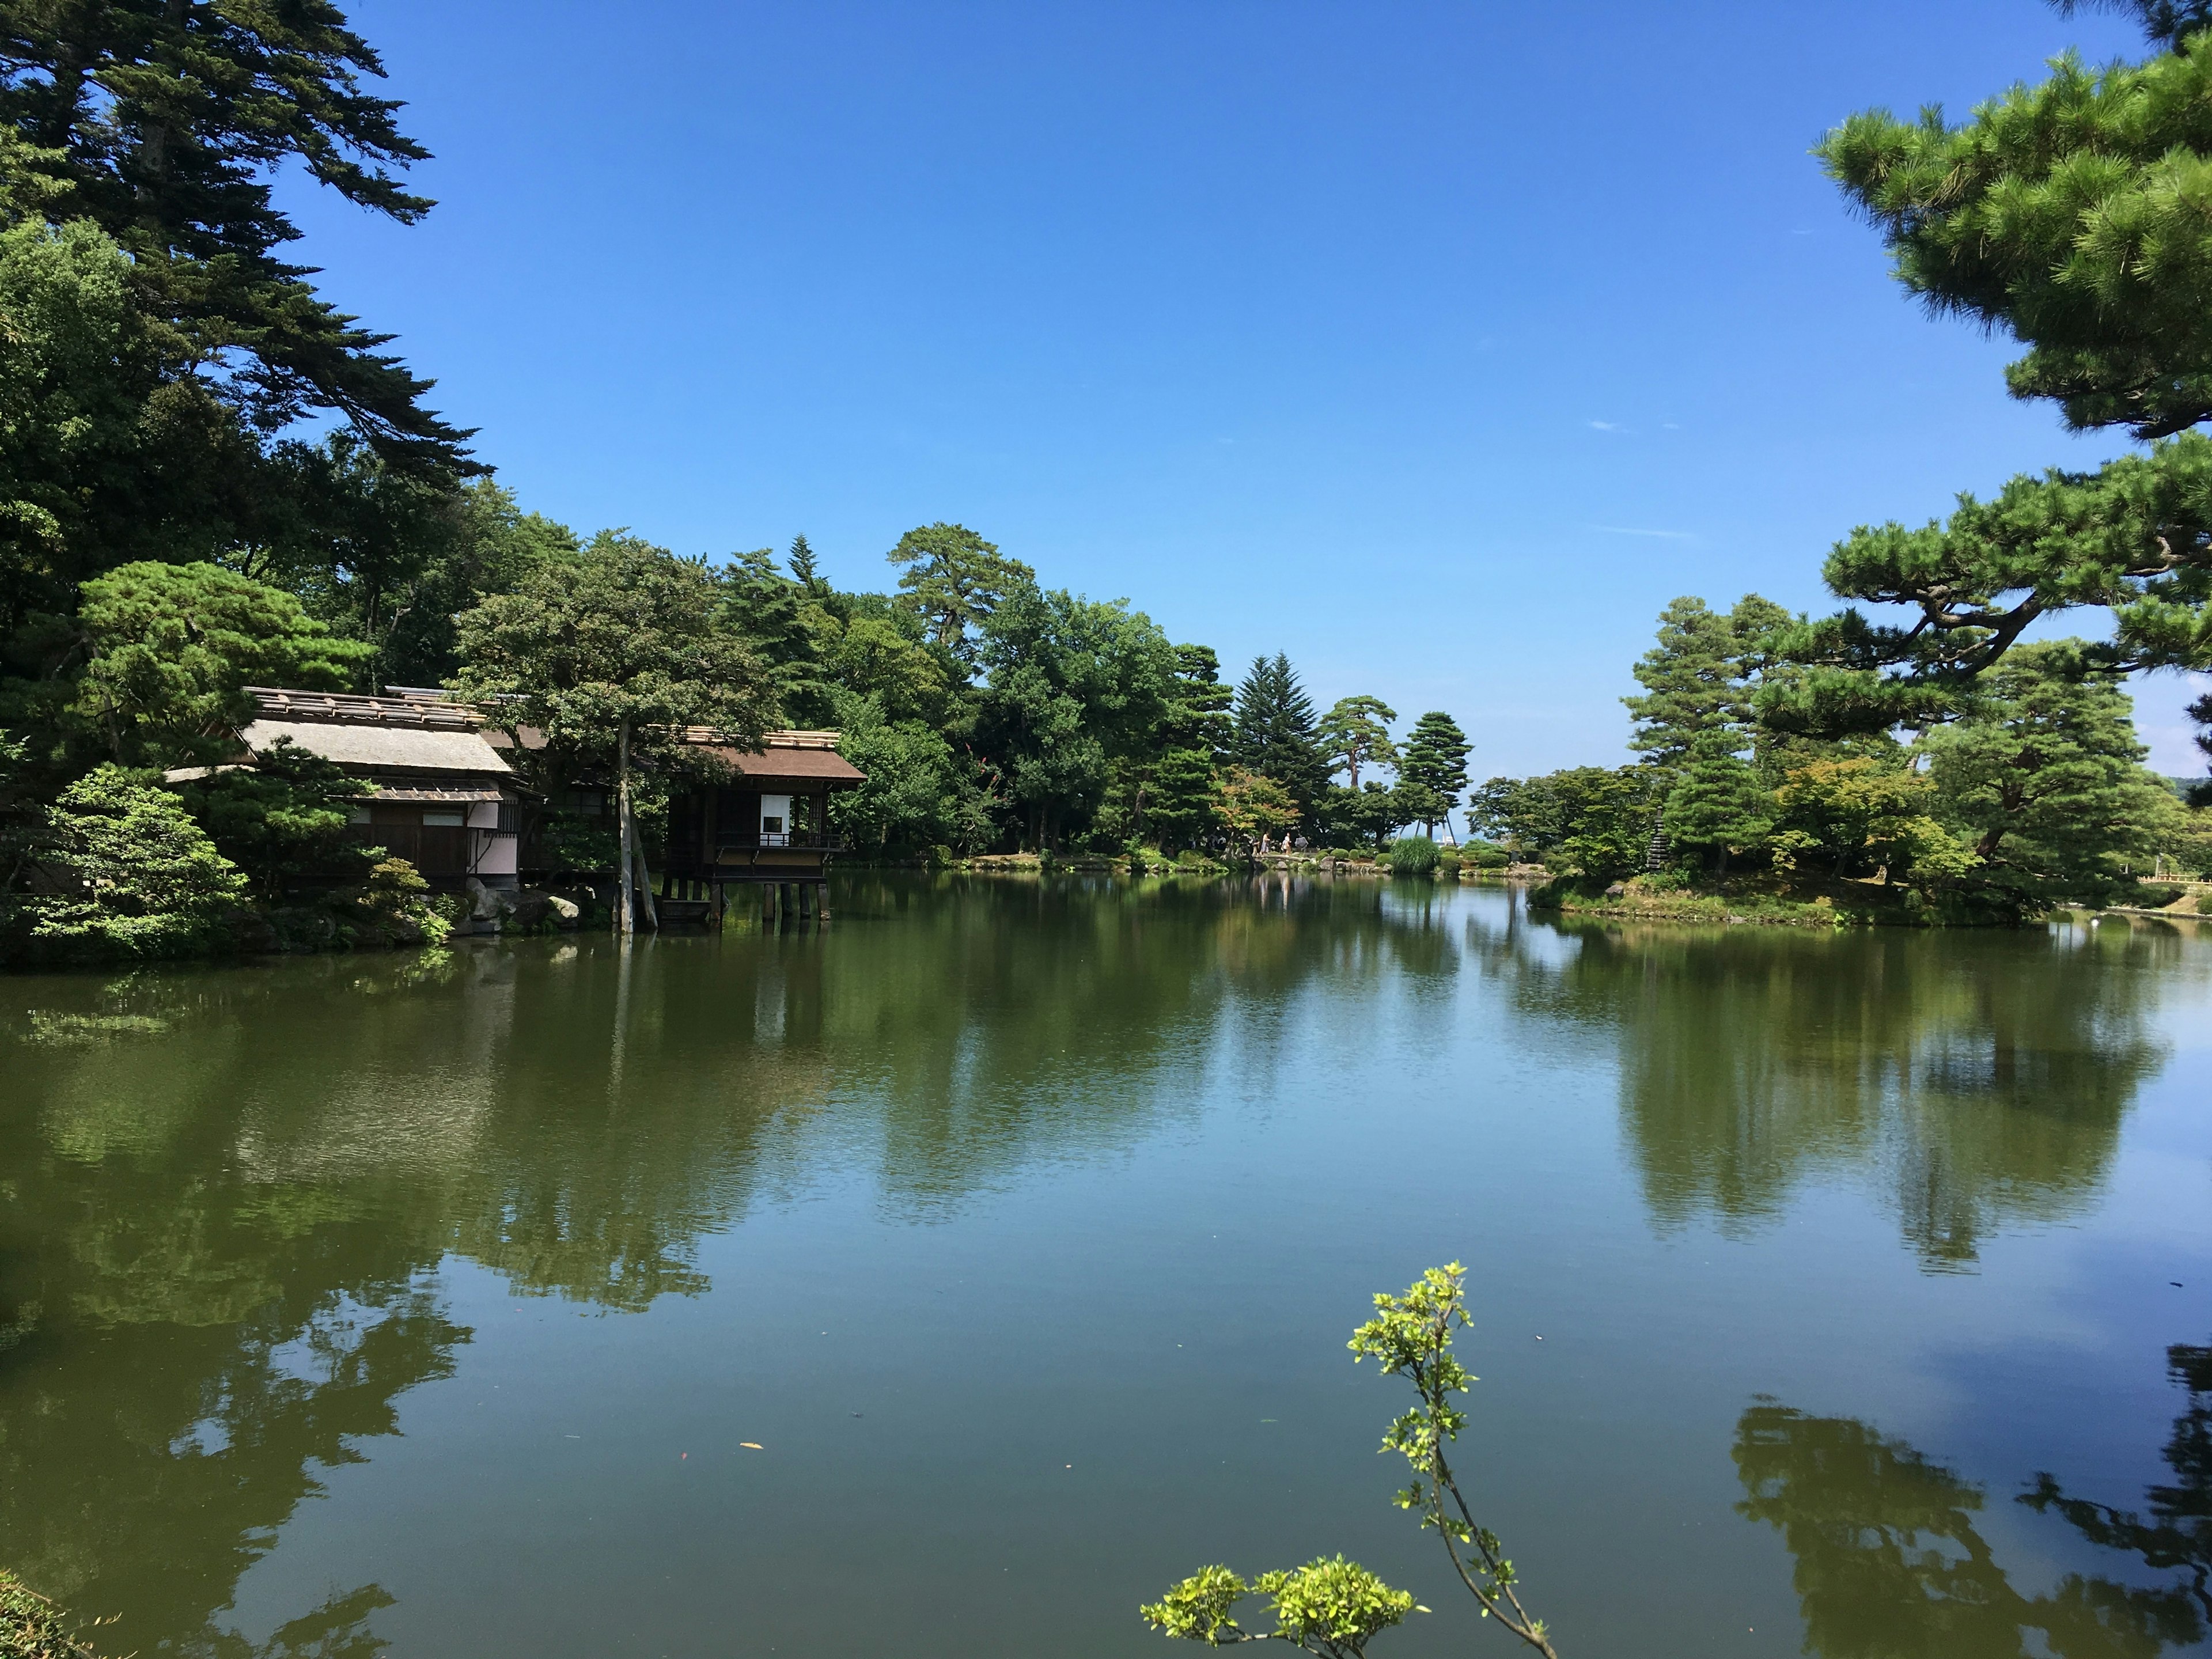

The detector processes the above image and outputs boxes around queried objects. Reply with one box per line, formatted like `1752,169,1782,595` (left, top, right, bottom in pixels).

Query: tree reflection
0,875,1463,1656
1734,1342,2212,1658
2025,1340,2212,1630
1480,917,2179,1267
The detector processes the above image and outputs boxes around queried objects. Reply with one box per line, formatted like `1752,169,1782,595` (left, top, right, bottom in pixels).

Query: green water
2,876,2210,1658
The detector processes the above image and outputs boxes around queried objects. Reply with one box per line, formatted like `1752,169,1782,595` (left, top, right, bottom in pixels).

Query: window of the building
422,809,465,827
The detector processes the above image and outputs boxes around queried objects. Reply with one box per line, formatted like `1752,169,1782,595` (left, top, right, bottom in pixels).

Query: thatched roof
239,688,513,778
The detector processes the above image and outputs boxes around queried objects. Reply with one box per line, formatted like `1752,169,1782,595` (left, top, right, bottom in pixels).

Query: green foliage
1141,1559,1414,1657
887,521,1035,664
173,737,370,897
1149,1266,1550,1657
827,688,988,852
1385,835,1442,878
1397,713,1471,828
1232,654,1329,812
453,532,775,786
0,0,469,469
0,218,264,657
720,547,835,726
1820,24,2212,438
67,560,365,766
1664,740,1773,876
1770,755,1976,888
0,1566,103,1658
1625,594,1790,766
1468,767,1650,875
1217,766,1298,855
1921,640,2177,907
1770,435,2212,735
1349,1264,1557,1656
33,764,245,953
1319,695,1398,789
976,584,1176,850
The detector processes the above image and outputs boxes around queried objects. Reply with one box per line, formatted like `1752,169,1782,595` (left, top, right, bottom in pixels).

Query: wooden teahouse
659,730,866,922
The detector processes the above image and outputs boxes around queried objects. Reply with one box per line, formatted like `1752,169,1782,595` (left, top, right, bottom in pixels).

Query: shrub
34,766,245,954
1384,836,1441,878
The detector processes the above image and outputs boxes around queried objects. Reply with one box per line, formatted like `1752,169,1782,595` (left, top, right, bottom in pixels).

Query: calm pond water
3,875,2210,1658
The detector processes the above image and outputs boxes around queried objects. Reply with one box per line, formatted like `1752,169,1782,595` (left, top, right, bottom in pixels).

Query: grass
1,1571,100,1659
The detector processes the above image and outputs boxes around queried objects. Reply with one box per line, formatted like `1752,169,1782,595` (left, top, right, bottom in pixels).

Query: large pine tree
1230,653,1327,816
1398,711,1471,837
0,0,471,469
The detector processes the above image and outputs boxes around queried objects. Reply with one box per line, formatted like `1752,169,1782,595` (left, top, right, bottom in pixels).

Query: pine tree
1625,594,1787,768
1664,737,1772,877
1921,640,2179,907
1398,712,1471,838
887,522,1035,664
1145,645,1233,853
1230,654,1328,815
1318,695,1397,788
0,0,469,469
787,533,824,594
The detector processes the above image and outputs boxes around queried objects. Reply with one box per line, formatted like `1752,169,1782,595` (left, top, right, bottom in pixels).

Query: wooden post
815,881,831,923
761,882,775,925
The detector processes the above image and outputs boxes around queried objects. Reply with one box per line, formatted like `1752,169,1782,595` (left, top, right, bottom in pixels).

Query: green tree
822,688,968,853
1921,641,2177,908
1624,594,1790,767
1821,10,2212,440
0,0,470,469
887,522,1035,665
1145,645,1234,853
0,217,271,662
1398,712,1471,837
33,764,245,953
1782,13,2212,720
787,532,825,594
1770,754,1977,888
1772,437,2212,733
452,534,775,933
66,560,366,766
1319,695,1398,789
1216,766,1297,857
1662,738,1772,878
975,584,1174,850
1232,654,1328,813
172,737,370,899
719,547,835,727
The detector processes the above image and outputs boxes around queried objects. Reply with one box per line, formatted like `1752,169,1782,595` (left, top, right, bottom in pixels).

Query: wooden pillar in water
760,882,775,925
815,881,831,924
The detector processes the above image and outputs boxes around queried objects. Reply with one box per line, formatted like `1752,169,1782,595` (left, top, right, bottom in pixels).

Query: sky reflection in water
1,876,2208,1657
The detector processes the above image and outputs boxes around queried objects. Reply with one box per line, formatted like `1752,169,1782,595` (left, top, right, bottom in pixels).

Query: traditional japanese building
200,688,528,889
658,729,866,905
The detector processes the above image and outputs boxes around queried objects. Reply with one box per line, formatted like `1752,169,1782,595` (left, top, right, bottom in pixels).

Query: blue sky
293,0,2207,777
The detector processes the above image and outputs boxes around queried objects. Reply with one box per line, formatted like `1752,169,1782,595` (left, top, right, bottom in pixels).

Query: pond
2,875,2210,1658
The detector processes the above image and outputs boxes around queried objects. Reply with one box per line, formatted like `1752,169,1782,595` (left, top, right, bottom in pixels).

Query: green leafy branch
1143,1264,1555,1657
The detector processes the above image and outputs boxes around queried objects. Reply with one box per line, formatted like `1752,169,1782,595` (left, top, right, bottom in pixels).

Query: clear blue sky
292,0,2207,777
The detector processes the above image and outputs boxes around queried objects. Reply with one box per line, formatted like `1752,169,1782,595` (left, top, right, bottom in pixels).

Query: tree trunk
632,839,660,930
616,719,635,936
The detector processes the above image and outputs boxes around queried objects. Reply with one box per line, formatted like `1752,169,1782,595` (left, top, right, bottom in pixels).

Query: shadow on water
0,876,2198,1655
1464,903,2191,1268
1737,1335,2212,1656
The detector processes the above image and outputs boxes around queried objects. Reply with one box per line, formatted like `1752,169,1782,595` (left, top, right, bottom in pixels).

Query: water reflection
0,880,2197,1657
1736,1336,2212,1655
1465,909,2186,1267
